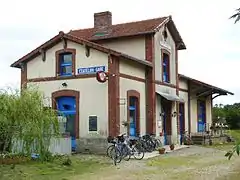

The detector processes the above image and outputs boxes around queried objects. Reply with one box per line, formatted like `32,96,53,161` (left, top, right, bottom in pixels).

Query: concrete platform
142,145,189,159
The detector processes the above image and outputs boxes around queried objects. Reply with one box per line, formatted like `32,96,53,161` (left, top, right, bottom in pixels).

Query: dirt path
71,146,240,180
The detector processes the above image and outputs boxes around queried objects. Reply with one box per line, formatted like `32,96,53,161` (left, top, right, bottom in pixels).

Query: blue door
179,103,185,145
197,100,206,132
129,97,137,137
163,112,168,145
57,96,77,151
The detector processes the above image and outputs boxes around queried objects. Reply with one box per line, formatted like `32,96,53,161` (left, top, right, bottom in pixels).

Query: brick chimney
94,11,112,28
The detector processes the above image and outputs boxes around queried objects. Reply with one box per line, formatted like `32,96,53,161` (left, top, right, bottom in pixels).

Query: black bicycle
107,134,145,163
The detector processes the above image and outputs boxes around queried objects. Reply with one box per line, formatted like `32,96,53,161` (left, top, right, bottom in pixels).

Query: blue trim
129,106,136,111
163,113,168,145
129,97,137,137
59,53,73,76
61,63,72,66
57,96,77,151
179,103,184,144
197,101,206,132
162,53,170,83
59,110,76,115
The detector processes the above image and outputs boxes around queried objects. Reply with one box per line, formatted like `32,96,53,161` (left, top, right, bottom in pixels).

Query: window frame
161,49,171,83
127,90,140,136
55,48,76,77
88,115,98,132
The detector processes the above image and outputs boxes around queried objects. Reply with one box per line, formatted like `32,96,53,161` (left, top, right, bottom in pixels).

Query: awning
178,74,234,99
156,91,184,102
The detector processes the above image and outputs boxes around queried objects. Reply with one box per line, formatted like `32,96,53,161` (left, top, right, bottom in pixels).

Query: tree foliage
230,8,240,23
213,103,240,129
214,103,240,160
0,87,59,161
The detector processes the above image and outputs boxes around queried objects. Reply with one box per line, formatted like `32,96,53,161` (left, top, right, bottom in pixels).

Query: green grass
229,130,240,143
0,155,110,180
203,143,235,151
217,164,240,180
147,155,200,168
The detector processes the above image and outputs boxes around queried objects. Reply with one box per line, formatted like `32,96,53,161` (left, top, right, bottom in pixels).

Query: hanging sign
96,71,108,83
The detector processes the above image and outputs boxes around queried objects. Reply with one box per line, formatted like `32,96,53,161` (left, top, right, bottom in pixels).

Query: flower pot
158,148,165,154
170,144,175,150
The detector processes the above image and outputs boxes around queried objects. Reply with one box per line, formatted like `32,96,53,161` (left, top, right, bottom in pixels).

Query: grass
147,155,200,168
0,155,110,180
203,143,235,151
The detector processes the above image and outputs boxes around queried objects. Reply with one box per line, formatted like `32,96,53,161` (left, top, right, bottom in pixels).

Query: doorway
197,100,206,132
179,103,185,145
129,96,138,137
161,99,172,145
57,96,77,151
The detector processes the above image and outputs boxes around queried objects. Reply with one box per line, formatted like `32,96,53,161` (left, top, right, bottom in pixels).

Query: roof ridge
70,16,169,32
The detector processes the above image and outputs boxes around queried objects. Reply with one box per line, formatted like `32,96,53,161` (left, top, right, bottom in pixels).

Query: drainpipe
187,80,191,136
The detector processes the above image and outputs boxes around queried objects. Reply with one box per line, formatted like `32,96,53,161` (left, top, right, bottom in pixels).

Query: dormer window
162,51,170,83
55,49,76,77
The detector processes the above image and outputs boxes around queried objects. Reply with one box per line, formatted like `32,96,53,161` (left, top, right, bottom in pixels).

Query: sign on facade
77,66,106,75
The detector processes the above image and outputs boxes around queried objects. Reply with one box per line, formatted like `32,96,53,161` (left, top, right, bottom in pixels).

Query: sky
0,0,239,105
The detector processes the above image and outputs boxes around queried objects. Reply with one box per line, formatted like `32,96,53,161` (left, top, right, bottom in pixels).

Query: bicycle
111,138,123,165
183,131,193,145
107,133,145,162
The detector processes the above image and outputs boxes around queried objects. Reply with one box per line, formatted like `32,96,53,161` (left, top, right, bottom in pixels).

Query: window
162,52,170,83
89,116,97,131
59,53,73,76
55,49,76,77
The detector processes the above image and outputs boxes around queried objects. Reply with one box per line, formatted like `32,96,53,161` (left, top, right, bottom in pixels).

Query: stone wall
76,136,108,155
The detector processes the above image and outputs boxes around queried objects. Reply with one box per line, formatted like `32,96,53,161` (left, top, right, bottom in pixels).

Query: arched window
162,49,170,83
127,90,140,137
55,49,76,77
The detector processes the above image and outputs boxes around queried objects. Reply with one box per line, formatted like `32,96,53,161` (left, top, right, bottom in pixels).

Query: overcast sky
0,0,239,105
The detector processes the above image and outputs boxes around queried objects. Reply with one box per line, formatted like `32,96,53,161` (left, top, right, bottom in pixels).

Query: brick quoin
145,34,156,135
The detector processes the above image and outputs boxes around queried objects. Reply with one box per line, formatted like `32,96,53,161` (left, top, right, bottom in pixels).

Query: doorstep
142,145,190,159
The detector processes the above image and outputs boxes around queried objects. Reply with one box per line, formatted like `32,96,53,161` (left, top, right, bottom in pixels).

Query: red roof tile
69,17,169,40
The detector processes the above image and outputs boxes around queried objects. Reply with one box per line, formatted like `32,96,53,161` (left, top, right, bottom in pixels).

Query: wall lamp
62,82,67,87
172,111,177,117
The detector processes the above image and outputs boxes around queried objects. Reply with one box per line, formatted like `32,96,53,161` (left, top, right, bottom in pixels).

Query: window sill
163,81,171,84
160,81,176,88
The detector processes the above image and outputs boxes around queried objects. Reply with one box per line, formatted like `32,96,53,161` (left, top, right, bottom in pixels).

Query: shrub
0,86,59,162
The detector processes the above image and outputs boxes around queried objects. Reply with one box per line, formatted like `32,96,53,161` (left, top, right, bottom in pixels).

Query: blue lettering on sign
77,66,106,74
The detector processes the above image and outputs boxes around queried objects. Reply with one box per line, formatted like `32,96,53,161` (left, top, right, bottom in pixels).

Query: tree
0,87,59,161
230,8,240,23
212,103,240,129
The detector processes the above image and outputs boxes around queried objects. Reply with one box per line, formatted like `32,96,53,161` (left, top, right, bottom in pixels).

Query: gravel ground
71,145,240,180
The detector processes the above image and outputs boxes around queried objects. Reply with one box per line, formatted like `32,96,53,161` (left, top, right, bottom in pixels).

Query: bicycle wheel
106,145,114,158
121,146,131,161
141,140,152,152
112,147,122,165
132,145,144,160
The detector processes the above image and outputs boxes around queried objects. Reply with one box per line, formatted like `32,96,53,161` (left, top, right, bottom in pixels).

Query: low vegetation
0,155,109,180
0,87,59,162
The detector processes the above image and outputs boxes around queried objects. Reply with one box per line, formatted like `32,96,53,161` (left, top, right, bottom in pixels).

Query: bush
0,87,59,162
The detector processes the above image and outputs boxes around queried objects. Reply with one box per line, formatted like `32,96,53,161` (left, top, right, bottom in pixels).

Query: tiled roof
69,16,186,50
69,17,168,40
179,74,234,95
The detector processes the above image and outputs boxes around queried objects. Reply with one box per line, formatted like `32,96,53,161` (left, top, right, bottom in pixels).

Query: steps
191,134,211,145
